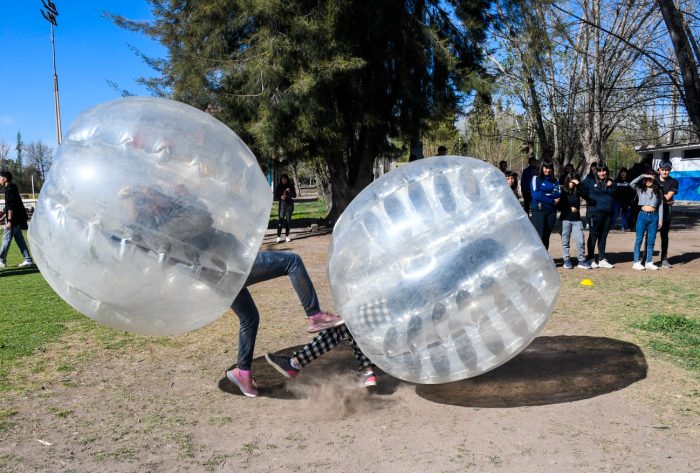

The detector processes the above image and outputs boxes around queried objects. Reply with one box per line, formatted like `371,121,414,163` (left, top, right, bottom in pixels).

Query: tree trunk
657,0,700,139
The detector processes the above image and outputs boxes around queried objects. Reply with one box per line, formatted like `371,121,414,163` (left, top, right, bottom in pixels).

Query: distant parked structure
636,143,700,202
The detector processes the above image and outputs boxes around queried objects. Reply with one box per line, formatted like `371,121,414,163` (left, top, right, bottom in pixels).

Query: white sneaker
633,262,645,271
0,260,5,268
276,237,281,243
645,261,659,270
17,261,34,268
285,236,291,242
597,259,614,269
590,261,598,269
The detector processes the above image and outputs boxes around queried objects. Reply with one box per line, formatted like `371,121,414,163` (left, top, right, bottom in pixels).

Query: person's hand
554,198,560,205
606,179,613,187
571,179,579,185
571,207,578,213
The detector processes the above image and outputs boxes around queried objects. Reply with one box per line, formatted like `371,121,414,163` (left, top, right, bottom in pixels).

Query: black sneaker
265,354,300,379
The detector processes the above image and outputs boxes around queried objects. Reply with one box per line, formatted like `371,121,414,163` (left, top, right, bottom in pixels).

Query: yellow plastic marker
580,278,594,287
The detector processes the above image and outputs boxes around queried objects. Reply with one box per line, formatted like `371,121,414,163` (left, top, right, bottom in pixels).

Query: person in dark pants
275,173,296,243
582,164,616,268
613,167,635,231
0,171,33,268
530,160,560,250
657,160,679,268
227,251,344,397
520,157,539,216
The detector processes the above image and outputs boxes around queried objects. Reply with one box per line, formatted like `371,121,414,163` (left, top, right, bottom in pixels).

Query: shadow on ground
416,335,647,408
220,336,646,407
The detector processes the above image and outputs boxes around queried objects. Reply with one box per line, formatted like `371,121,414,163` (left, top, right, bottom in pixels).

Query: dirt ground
1,206,700,472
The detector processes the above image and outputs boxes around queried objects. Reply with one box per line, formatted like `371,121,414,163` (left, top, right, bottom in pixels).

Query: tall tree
26,141,54,182
111,0,491,219
0,139,9,170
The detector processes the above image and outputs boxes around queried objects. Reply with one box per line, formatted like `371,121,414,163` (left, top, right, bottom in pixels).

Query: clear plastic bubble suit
328,156,559,384
28,97,271,336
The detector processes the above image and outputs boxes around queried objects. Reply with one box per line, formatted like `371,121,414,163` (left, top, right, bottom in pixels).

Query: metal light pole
40,0,62,145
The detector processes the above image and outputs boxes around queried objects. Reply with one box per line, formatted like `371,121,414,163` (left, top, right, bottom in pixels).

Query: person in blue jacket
581,164,616,268
530,159,560,250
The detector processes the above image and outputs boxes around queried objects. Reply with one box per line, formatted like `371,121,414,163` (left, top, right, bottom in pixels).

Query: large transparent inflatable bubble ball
327,156,560,384
29,97,272,336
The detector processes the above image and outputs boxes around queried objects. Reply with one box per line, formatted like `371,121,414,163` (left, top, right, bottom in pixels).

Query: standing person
582,164,616,268
582,162,598,230
520,157,538,216
657,161,679,268
613,167,635,231
630,173,664,271
559,163,575,185
0,171,34,268
227,251,344,397
265,324,378,387
275,173,296,243
558,173,591,269
530,160,560,250
505,171,520,199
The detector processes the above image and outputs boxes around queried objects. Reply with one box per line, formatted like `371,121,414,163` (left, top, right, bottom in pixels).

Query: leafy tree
110,0,492,219
15,132,23,172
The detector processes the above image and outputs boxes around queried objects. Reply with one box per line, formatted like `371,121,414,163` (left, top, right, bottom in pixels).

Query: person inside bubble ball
264,325,378,388
227,251,345,397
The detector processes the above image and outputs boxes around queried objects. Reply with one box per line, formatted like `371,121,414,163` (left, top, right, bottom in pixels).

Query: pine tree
112,0,491,218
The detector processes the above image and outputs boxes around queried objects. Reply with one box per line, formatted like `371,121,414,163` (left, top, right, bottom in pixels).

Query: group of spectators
500,158,679,271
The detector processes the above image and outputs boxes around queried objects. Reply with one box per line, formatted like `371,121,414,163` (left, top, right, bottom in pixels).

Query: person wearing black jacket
0,171,34,268
558,173,591,269
581,164,616,268
613,168,635,231
274,173,297,243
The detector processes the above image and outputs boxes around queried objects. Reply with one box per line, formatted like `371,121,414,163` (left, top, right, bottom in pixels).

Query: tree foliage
110,0,492,219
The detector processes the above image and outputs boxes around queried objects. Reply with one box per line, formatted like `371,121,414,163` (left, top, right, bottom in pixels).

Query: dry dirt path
1,216,699,472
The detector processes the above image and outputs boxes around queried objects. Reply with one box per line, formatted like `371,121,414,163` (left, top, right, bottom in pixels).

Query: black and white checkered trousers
293,324,372,370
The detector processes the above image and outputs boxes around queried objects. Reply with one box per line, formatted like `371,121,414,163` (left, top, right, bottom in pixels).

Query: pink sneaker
363,371,377,387
307,311,344,333
226,368,259,397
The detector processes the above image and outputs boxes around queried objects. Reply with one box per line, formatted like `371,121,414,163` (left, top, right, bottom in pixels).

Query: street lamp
40,0,62,145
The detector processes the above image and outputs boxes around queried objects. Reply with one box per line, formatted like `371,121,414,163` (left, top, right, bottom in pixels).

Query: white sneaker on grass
17,260,34,268
597,259,614,269
0,260,5,268
632,262,645,271
645,261,659,270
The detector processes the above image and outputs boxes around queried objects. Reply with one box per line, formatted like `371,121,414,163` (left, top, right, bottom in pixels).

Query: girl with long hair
530,160,560,250
630,173,664,270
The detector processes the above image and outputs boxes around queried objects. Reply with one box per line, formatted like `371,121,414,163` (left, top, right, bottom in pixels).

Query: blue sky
0,1,165,156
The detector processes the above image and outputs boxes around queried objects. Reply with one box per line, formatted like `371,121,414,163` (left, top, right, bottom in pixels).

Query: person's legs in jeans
633,212,650,263
560,220,573,261
282,203,293,237
230,288,260,372
571,220,586,262
645,213,659,263
11,227,32,262
245,251,320,316
0,227,13,263
276,203,285,238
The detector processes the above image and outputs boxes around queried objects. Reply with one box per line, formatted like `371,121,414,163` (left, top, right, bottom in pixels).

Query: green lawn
269,198,328,221
0,231,86,390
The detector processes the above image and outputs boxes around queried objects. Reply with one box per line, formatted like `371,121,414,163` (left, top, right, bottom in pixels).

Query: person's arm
629,174,645,188
531,177,556,206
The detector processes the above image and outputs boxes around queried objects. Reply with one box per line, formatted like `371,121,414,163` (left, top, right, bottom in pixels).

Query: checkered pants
293,325,372,370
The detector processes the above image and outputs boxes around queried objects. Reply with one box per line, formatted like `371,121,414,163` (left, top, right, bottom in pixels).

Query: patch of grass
168,431,196,458
0,409,18,432
201,452,232,472
270,198,328,221
48,406,74,418
0,232,86,390
633,314,700,373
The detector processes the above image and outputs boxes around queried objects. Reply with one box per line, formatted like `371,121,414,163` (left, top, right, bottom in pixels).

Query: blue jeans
0,225,33,263
561,220,586,262
230,251,321,370
634,211,658,263
613,201,631,230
